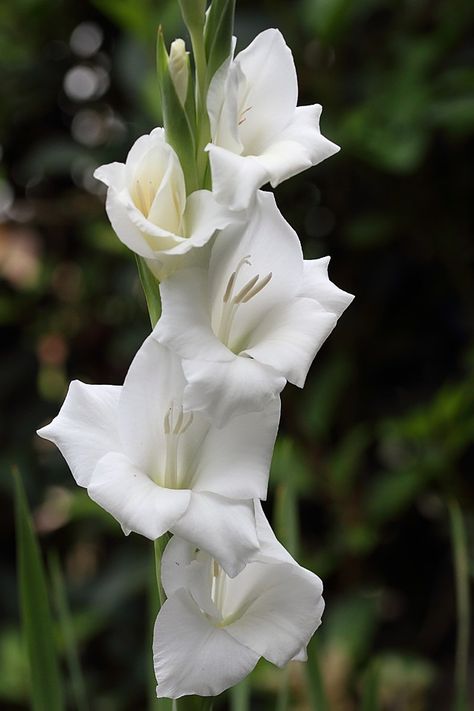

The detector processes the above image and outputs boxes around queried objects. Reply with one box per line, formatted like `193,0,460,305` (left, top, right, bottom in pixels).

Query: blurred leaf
230,678,250,711
298,356,352,439
14,469,65,711
50,554,89,711
305,637,329,711
322,594,377,664
270,437,312,495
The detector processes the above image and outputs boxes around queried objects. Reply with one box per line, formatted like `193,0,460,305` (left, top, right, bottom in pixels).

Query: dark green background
1,0,473,708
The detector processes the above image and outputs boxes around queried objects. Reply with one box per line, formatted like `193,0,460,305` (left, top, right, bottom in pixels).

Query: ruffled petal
243,297,338,388
191,396,280,500
172,493,259,577
182,355,285,426
224,560,324,667
88,451,191,539
153,589,259,698
300,256,354,313
37,382,121,487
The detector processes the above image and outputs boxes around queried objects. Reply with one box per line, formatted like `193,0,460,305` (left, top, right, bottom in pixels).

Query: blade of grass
361,659,379,711
306,637,329,711
14,467,65,711
49,553,89,711
448,497,471,711
230,677,250,711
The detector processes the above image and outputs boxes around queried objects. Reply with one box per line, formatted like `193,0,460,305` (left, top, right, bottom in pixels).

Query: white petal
183,189,238,248
37,382,121,487
103,186,158,259
153,589,259,698
235,29,297,153
94,161,126,190
182,355,285,426
172,493,259,577
278,105,340,168
253,501,296,565
206,144,268,211
207,51,243,153
243,297,338,388
146,145,186,234
191,396,280,500
208,192,303,347
154,267,232,362
260,105,340,188
300,256,354,313
88,451,191,539
161,536,218,618
225,560,324,667
292,647,308,662
118,337,186,474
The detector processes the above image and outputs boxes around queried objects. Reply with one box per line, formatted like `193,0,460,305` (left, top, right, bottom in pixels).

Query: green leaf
49,554,89,711
135,256,162,327
178,0,206,35
204,0,235,83
14,468,65,711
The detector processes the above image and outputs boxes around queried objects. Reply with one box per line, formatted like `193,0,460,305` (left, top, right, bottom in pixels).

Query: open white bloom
94,128,233,279
153,503,324,698
37,337,280,577
206,29,340,211
154,191,353,425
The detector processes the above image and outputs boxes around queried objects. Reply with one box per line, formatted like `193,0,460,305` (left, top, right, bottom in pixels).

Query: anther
234,274,260,304
173,407,184,435
241,272,272,303
163,407,172,435
223,272,236,303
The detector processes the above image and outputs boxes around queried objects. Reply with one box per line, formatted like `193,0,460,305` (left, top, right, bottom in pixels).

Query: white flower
153,191,353,425
153,503,324,698
206,29,340,211
37,337,280,577
94,128,234,279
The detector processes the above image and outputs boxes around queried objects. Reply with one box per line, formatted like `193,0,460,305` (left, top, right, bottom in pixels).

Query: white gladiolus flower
206,29,340,211
37,337,280,577
94,128,234,279
153,191,353,425
153,504,324,698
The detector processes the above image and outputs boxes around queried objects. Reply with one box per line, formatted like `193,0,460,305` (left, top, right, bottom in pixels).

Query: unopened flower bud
169,38,189,106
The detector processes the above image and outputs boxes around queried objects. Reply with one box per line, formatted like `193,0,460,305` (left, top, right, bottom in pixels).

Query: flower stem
448,497,471,711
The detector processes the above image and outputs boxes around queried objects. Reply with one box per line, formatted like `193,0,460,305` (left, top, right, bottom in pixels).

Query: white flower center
161,401,194,489
133,177,158,219
216,255,272,351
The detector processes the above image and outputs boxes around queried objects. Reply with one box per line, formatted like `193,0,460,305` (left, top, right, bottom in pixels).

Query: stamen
233,274,260,304
241,272,272,303
223,271,236,303
173,406,184,435
180,412,194,434
163,407,172,435
135,179,148,215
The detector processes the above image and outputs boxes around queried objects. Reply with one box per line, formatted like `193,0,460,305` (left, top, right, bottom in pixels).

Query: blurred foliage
1,0,473,709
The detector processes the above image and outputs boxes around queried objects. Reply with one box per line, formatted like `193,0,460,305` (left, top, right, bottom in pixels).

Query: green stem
448,497,471,711
190,29,211,188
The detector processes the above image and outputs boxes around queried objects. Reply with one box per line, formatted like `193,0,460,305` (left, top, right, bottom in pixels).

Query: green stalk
448,498,471,711
230,678,250,711
154,534,170,608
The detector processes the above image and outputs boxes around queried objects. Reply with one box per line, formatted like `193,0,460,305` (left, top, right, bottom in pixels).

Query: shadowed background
1,0,473,708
